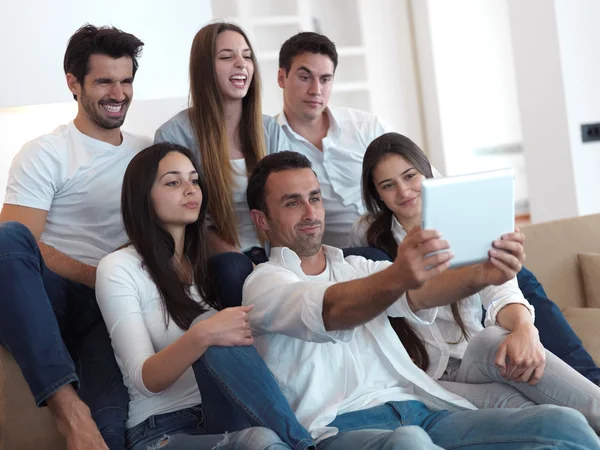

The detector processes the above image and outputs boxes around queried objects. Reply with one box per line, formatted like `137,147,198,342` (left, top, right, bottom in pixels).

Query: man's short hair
63,24,144,100
278,32,338,75
247,151,313,213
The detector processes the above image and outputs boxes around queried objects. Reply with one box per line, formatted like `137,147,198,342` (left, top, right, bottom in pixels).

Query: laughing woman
155,22,288,261
349,132,600,432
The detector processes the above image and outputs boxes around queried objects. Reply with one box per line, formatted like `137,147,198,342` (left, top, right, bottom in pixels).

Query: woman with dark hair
155,22,288,261
95,143,292,450
349,132,600,431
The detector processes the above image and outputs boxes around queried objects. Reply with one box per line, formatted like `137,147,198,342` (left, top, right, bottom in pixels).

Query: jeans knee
224,427,283,449
467,326,508,353
388,426,434,449
0,221,38,254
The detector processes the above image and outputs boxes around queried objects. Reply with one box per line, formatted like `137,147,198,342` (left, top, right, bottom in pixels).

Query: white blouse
348,214,535,379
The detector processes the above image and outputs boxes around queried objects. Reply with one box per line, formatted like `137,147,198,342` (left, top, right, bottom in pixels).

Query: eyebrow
377,168,415,186
296,66,333,78
280,189,321,202
94,77,134,84
217,48,251,54
159,170,198,180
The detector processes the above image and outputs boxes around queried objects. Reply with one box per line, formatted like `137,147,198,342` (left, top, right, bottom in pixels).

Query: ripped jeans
126,406,290,450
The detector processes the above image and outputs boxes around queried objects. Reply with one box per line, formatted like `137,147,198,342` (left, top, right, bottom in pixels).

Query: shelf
249,15,302,27
334,82,370,92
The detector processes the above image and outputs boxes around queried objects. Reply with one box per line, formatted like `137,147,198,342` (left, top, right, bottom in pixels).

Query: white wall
411,0,527,208
0,0,212,107
507,0,600,222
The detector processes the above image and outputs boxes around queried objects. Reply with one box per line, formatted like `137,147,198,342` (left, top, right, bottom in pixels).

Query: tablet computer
421,168,515,268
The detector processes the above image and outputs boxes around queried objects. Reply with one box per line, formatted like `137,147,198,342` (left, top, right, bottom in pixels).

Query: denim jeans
193,346,314,450
126,406,290,450
517,266,600,384
0,221,129,449
320,400,599,449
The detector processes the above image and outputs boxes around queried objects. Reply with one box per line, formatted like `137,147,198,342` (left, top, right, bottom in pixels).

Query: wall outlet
581,123,600,142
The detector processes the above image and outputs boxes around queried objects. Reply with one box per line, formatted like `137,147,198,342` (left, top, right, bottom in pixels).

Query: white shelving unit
211,0,372,115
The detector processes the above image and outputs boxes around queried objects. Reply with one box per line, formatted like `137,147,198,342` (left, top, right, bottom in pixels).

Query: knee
468,326,509,353
532,405,594,438
388,427,434,449
209,252,253,276
0,221,37,253
223,427,283,449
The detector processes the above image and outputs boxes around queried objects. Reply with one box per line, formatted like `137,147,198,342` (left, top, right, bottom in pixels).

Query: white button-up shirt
276,107,392,248
243,245,475,442
349,215,535,380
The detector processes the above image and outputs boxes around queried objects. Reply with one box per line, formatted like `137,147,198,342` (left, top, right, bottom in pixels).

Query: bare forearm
39,241,96,288
141,325,210,393
496,303,534,331
323,266,406,330
408,266,485,311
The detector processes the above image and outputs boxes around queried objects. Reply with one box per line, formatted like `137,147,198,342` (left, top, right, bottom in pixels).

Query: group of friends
2,21,600,450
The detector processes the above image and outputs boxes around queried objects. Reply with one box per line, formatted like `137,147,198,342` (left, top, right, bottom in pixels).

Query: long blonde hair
188,22,266,247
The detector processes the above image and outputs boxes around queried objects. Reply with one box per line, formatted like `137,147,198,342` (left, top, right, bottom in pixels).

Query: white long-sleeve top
96,246,215,428
243,245,475,442
349,215,535,379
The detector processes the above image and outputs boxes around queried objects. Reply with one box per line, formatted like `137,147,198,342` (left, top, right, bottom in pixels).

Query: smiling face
68,53,134,131
214,30,255,102
253,168,325,256
278,52,334,123
373,154,425,226
150,151,203,235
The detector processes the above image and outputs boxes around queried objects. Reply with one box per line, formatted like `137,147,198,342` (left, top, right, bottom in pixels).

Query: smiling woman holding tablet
348,132,600,432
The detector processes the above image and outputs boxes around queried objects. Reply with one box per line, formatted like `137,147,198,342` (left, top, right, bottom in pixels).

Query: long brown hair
188,22,266,247
121,143,220,330
361,133,469,370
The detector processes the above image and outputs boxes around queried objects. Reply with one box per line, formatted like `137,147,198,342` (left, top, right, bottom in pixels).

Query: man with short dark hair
242,151,599,450
0,24,148,450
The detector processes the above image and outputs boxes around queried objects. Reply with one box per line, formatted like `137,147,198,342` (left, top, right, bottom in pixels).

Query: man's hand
495,322,546,385
475,229,526,286
393,226,453,291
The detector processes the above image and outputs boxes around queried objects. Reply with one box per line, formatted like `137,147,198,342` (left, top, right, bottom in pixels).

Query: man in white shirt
0,25,149,450
242,151,598,449
275,31,600,387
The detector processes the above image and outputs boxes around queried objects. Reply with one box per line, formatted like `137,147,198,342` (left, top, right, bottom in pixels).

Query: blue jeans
193,346,314,450
126,406,290,450
517,266,600,384
0,221,128,449
320,400,599,449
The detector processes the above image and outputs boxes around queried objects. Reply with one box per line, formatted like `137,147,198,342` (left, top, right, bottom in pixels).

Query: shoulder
15,124,72,162
349,215,375,246
97,246,145,278
262,114,290,154
155,109,193,139
122,130,152,151
332,106,381,125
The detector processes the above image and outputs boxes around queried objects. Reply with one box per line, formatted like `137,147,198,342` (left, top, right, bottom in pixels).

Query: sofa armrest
562,308,600,366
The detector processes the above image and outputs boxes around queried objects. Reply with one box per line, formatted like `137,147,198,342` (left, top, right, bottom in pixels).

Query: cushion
578,253,600,308
562,307,600,366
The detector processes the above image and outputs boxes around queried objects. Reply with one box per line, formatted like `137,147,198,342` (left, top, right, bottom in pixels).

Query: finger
420,259,452,281
417,239,451,256
517,364,536,384
404,229,442,247
500,231,525,244
495,344,508,372
529,365,545,385
238,304,255,313
489,253,521,274
493,239,525,260
422,250,454,268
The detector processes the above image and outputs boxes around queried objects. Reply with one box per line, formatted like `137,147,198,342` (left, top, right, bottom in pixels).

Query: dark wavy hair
121,143,219,330
64,24,144,100
362,133,469,370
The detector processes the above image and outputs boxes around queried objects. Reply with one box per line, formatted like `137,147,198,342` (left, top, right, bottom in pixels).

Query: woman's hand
495,322,546,384
194,305,255,347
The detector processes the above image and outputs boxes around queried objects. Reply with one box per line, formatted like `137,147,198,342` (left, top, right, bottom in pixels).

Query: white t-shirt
4,122,150,265
276,106,392,248
96,246,215,428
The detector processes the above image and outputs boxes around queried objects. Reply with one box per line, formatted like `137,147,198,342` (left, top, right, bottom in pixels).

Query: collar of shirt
391,215,408,242
268,245,346,281
276,107,342,146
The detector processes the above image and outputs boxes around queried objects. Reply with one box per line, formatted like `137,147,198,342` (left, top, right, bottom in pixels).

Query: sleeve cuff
485,298,536,327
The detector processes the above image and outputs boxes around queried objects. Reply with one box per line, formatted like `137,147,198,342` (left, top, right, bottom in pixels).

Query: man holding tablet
241,151,599,449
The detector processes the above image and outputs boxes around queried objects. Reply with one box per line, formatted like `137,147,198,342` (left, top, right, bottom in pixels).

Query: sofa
1,213,600,450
